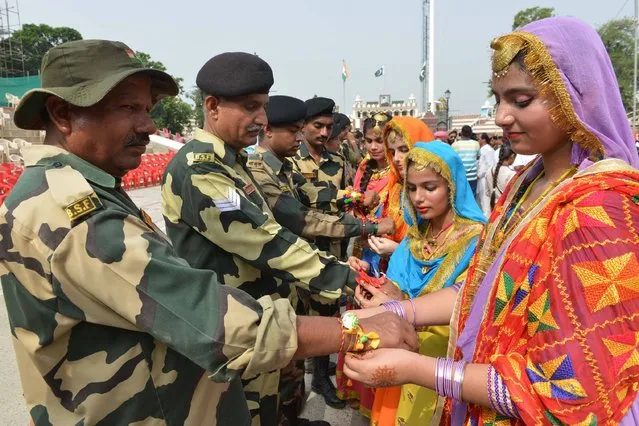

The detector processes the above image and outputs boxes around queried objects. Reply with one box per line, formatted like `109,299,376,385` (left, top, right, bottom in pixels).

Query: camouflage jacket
291,141,346,191
0,145,298,426
161,129,356,299
291,142,348,258
247,147,372,240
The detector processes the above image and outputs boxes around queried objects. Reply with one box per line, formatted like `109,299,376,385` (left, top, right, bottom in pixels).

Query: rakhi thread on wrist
435,357,467,401
340,312,381,387
339,313,381,352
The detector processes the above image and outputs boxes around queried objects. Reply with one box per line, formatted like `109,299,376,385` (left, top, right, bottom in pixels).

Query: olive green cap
14,39,179,130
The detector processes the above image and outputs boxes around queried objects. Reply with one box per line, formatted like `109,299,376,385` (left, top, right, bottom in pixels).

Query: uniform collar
194,128,248,167
23,144,117,188
255,146,292,175
299,140,331,161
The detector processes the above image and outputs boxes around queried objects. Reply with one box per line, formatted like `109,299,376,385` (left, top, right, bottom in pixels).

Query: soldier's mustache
125,134,150,147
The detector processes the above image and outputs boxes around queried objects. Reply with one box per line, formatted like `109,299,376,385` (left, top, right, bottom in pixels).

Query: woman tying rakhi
351,113,392,275
366,117,436,269
352,141,485,426
342,17,639,425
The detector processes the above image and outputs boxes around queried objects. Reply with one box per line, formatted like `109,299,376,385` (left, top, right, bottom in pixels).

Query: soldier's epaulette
45,166,104,225
247,153,264,169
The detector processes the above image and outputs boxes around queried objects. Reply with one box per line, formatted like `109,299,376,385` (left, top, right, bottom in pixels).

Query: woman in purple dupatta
342,17,639,425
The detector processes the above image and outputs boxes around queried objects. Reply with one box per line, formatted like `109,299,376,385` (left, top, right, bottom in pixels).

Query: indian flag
342,60,349,82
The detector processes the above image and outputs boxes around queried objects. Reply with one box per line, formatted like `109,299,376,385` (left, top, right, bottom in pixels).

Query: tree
150,97,194,134
187,88,204,128
1,24,82,76
136,50,194,134
134,51,167,73
512,7,555,30
597,18,636,111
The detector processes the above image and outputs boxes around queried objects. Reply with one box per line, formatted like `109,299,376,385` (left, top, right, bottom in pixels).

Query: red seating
121,151,176,192
0,151,176,205
0,163,23,203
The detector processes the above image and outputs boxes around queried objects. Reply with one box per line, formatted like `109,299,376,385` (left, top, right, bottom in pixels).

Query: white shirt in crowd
477,144,497,216
482,162,517,215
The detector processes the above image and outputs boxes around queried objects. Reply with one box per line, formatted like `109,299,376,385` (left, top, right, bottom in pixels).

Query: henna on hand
370,365,398,387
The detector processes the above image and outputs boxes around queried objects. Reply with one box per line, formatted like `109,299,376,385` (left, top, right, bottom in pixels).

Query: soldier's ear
204,95,221,120
45,96,73,136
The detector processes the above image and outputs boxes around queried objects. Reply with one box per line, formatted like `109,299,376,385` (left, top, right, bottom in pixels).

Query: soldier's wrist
362,220,376,238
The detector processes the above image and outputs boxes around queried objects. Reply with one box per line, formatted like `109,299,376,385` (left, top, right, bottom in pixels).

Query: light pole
444,89,451,130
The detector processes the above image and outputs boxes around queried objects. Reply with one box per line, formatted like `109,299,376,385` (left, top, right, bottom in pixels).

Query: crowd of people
1,15,639,426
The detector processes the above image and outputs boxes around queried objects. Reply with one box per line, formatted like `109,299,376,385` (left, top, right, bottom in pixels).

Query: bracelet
382,300,407,322
452,360,466,401
435,357,467,401
407,298,417,327
487,365,519,418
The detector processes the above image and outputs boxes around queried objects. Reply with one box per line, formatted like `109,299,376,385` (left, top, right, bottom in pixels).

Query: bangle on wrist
382,300,407,322
434,357,467,401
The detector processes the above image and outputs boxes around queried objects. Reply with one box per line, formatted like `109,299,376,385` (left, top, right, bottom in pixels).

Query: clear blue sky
19,0,633,116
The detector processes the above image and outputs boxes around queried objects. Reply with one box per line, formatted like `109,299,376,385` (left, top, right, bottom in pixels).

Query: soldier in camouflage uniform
1,40,419,426
161,53,364,424
288,98,348,408
247,96,395,423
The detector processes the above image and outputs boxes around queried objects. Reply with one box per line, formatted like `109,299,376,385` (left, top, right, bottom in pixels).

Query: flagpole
343,79,346,114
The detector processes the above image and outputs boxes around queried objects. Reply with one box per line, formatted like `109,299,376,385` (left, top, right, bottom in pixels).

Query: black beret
305,97,335,120
266,95,307,126
329,113,351,139
196,52,273,97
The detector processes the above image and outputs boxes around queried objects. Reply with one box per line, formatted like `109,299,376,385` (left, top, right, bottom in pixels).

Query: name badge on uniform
140,209,160,232
65,194,103,221
280,185,291,194
192,153,215,163
244,183,256,195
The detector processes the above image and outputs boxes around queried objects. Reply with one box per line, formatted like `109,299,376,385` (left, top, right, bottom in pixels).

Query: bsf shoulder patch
216,187,242,212
65,194,103,221
192,152,216,163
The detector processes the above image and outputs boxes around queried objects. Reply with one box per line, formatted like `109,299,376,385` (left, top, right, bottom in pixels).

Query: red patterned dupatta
449,159,639,425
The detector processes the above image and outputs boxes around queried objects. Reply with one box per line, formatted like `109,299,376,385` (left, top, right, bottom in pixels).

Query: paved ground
0,185,368,426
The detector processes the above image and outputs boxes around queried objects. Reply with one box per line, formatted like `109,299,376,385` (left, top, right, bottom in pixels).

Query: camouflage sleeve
251,168,363,240
342,143,360,165
173,169,356,295
292,172,347,213
50,210,298,381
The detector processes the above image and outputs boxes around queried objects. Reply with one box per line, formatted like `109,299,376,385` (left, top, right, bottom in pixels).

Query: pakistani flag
419,62,426,82
374,65,385,77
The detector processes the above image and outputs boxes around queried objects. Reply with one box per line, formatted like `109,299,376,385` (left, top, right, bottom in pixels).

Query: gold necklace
370,165,390,181
423,221,456,257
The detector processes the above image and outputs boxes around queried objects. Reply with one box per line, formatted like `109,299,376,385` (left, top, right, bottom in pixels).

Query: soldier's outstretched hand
358,312,418,352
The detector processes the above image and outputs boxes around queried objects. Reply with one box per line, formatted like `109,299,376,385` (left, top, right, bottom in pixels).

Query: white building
350,94,420,129
450,100,502,136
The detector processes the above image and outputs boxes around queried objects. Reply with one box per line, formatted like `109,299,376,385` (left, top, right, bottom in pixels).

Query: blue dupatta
386,141,487,298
